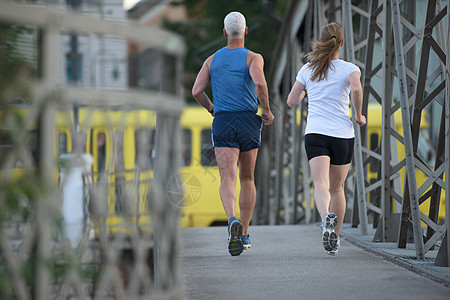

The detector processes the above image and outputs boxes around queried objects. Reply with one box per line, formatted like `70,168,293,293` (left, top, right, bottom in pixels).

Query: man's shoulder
204,53,215,67
247,50,264,66
246,49,262,58
208,47,227,65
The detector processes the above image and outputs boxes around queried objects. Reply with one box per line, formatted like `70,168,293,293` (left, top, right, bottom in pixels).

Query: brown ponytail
306,22,343,82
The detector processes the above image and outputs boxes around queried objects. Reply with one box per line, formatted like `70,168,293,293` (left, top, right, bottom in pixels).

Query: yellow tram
0,104,444,233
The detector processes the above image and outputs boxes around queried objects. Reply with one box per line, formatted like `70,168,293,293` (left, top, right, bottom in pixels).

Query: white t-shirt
296,59,360,138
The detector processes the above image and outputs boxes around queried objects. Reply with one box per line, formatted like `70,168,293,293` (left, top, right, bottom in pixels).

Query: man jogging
192,11,274,256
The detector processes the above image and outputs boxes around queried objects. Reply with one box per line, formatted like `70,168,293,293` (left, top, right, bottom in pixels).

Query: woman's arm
348,71,366,126
287,80,306,108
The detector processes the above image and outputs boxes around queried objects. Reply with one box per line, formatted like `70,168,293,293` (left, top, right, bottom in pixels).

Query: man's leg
215,147,243,256
214,147,240,219
329,163,351,236
238,148,258,236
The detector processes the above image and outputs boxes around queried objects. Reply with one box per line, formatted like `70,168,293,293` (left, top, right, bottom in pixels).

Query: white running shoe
321,213,338,252
326,238,340,256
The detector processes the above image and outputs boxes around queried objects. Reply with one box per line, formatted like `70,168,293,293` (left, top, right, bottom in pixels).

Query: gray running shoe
326,238,340,256
321,213,338,252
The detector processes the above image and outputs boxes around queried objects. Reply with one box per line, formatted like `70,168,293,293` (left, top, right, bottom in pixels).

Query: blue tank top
209,47,258,113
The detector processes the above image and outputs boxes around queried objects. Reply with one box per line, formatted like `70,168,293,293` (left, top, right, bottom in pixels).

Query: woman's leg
329,163,351,236
308,156,331,218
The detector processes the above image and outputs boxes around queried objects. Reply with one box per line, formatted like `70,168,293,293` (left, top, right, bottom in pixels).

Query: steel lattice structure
256,0,449,266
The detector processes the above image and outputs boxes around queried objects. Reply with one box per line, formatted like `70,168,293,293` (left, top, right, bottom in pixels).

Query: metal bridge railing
0,2,185,299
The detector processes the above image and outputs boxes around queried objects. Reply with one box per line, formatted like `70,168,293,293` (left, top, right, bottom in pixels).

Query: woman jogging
286,22,366,255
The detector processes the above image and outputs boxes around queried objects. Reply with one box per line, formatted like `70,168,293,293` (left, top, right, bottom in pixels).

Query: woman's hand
355,114,366,126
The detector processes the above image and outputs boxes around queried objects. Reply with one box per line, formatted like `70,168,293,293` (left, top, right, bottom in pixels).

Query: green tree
0,24,36,106
164,0,289,102
0,23,37,299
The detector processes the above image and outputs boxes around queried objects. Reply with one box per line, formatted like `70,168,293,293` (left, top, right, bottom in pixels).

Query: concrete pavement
340,225,450,286
180,224,449,300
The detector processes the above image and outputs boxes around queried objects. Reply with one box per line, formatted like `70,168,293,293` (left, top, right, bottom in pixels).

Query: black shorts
212,111,262,152
304,133,354,165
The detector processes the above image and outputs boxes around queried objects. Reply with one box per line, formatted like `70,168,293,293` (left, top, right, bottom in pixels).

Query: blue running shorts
212,111,262,152
304,133,354,165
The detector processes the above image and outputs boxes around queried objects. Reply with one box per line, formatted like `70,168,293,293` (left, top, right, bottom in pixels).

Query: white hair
224,12,246,38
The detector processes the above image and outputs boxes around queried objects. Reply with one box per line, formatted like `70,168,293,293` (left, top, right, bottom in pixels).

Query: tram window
370,133,378,151
417,129,434,165
114,131,124,172
370,133,379,173
182,129,192,166
80,131,87,153
0,129,37,167
27,130,37,166
115,176,125,215
135,128,155,170
200,129,216,166
97,132,106,172
58,132,67,155
0,129,13,157
0,130,15,166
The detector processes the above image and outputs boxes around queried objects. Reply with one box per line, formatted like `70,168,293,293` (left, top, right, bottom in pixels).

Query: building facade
15,0,129,90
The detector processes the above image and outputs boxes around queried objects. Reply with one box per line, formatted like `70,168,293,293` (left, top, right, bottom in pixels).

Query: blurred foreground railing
0,1,185,299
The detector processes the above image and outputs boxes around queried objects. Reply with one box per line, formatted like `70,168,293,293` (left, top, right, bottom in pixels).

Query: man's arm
192,55,214,115
248,52,274,125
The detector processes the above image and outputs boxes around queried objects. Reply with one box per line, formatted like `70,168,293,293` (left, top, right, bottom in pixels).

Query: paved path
180,224,449,300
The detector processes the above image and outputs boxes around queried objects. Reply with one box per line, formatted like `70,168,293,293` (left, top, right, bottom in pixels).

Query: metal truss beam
445,2,450,266
342,0,368,235
263,0,448,264
391,0,424,259
257,0,310,226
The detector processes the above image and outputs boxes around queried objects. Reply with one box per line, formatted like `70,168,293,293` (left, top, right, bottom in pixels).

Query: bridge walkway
180,224,449,299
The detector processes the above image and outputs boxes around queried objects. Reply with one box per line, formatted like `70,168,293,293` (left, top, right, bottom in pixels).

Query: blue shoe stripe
241,234,251,250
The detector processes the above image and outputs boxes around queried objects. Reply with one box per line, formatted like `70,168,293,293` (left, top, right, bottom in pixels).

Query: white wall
27,0,130,90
